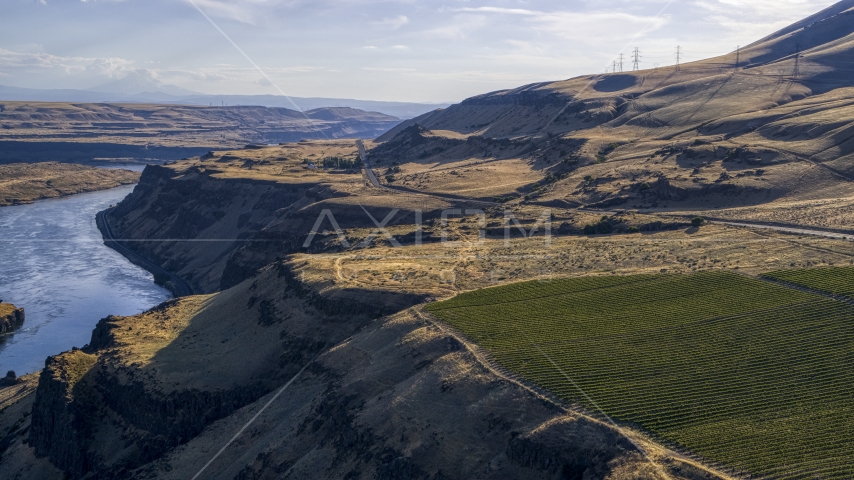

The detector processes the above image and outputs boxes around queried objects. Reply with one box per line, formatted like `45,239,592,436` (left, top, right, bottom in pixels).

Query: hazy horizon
0,0,839,104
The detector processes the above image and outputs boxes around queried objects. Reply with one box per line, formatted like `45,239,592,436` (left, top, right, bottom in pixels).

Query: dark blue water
0,182,171,375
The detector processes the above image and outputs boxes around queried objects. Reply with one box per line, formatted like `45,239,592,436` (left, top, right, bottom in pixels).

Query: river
0,178,171,375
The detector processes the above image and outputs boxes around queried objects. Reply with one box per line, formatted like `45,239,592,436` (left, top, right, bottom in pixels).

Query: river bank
0,184,171,375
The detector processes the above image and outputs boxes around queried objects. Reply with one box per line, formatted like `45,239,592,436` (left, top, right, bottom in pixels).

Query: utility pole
613,60,618,74
735,45,740,67
618,53,625,73
675,45,682,72
632,48,641,71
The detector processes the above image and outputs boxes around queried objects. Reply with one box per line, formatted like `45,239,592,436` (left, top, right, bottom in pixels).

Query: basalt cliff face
0,304,24,335
103,153,453,294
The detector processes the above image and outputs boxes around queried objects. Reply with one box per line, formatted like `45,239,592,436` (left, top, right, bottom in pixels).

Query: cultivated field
763,265,854,299
426,271,854,479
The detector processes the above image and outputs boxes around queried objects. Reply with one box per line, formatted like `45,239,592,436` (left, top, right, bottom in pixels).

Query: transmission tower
632,48,642,71
612,60,617,74
735,45,740,68
675,45,682,72
618,53,625,73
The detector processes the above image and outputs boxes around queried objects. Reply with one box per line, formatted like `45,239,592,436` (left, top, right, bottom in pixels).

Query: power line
632,47,642,71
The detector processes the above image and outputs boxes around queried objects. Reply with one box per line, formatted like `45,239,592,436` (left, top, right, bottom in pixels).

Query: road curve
96,208,195,297
356,139,501,206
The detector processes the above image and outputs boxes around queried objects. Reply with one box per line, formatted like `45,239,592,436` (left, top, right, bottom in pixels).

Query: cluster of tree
321,156,363,170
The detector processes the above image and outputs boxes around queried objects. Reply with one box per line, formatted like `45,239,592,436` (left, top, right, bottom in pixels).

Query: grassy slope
0,162,139,206
427,271,854,479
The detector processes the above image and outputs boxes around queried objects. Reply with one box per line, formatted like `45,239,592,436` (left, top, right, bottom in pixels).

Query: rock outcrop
0,303,24,335
104,159,453,294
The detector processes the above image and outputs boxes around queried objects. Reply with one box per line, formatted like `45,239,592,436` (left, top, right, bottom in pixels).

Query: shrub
584,217,614,235
691,217,706,227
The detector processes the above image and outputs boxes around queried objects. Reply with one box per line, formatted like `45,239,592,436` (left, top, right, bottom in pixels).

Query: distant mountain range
0,79,448,119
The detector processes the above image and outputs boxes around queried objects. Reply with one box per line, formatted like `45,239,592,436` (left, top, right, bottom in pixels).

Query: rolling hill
374,0,854,226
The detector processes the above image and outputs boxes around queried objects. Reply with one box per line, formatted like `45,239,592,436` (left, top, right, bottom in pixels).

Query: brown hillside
374,2,854,225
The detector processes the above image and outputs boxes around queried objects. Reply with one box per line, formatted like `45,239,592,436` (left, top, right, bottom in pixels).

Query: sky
0,0,841,103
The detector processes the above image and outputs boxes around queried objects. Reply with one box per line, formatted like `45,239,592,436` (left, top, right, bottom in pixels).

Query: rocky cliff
102,143,455,294
0,304,24,335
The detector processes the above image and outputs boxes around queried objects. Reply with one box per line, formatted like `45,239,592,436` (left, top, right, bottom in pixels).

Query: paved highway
357,139,383,188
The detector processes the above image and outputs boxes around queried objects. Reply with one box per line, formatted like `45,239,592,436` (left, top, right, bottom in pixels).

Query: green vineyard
426,271,854,479
763,265,854,299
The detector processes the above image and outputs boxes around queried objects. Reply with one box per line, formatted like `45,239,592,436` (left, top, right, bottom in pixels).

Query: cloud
0,48,132,77
375,15,409,29
695,0,838,30
454,7,540,16
187,0,265,24
532,11,670,42
435,6,669,42
361,45,409,52
362,67,416,72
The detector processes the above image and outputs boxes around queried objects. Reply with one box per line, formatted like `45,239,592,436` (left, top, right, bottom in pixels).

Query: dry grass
0,303,18,318
0,162,138,206
288,221,854,299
